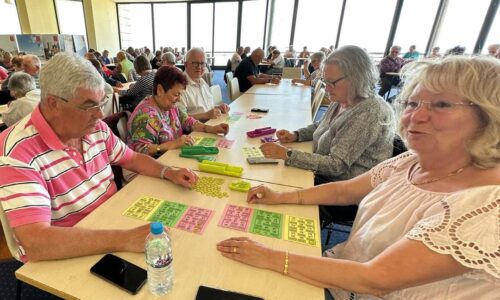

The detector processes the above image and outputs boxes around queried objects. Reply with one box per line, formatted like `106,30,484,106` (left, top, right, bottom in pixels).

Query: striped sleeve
0,156,52,227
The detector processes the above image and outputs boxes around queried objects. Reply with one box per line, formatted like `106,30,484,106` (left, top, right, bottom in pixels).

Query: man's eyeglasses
397,99,475,113
53,95,109,113
190,61,206,68
322,76,346,89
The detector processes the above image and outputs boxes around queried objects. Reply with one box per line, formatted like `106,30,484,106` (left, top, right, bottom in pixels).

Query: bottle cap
150,222,163,234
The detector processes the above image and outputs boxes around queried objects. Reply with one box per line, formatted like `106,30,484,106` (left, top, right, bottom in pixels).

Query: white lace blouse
325,152,500,299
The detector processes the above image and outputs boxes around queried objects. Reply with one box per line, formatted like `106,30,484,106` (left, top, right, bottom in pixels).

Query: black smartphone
251,108,269,113
196,285,264,300
90,254,147,295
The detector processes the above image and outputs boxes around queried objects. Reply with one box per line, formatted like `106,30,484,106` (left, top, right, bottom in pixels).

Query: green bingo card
148,201,188,227
249,209,283,239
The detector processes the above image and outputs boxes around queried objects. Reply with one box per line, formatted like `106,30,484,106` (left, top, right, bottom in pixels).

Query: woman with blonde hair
218,56,500,299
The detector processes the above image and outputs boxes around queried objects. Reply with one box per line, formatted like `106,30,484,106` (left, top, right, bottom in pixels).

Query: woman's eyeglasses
322,76,346,89
398,99,475,113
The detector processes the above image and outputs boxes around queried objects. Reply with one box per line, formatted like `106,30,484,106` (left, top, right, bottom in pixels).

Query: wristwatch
286,148,293,159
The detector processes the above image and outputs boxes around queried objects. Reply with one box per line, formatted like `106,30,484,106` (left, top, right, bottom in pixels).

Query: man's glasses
322,76,346,89
190,61,206,68
53,95,109,113
397,99,475,113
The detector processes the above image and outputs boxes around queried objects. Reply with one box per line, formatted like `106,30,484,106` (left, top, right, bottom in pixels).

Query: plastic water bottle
146,222,174,296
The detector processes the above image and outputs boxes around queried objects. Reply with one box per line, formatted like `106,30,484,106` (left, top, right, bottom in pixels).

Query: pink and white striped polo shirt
0,106,134,228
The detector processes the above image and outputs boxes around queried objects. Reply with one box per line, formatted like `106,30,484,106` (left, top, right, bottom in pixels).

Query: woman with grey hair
261,45,395,220
292,51,325,86
115,55,156,111
219,55,500,300
3,72,40,126
161,52,177,67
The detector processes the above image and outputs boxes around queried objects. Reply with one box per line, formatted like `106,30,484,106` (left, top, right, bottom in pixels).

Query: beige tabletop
159,131,314,188
16,172,323,300
246,80,310,98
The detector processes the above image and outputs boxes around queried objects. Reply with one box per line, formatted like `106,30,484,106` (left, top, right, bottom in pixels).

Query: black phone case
90,254,147,295
196,285,264,300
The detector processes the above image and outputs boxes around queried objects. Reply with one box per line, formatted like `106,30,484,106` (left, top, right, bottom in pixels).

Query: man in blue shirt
234,48,280,93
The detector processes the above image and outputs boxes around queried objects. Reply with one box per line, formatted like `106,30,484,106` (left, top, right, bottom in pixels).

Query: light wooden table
16,172,322,300
245,80,310,98
116,81,135,91
159,131,314,188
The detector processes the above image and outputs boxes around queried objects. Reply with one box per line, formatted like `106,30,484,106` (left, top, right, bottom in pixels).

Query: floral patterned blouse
126,96,197,154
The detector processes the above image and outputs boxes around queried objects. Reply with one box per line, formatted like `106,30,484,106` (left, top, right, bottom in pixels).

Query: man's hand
164,168,198,188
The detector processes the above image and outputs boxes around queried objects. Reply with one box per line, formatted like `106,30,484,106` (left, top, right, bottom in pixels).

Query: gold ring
233,247,237,253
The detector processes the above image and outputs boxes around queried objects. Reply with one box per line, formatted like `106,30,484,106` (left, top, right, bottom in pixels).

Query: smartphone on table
196,285,264,300
90,253,147,295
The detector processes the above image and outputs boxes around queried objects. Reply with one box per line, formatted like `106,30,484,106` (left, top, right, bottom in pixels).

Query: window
214,2,238,65
241,0,267,49
55,0,87,45
434,0,491,54
338,0,397,53
154,3,187,52
118,4,153,51
191,3,214,53
268,0,295,51
0,1,22,34
294,0,343,52
483,8,500,55
393,0,440,57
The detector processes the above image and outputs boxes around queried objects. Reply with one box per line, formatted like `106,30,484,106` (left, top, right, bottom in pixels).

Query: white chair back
311,88,325,121
0,203,21,260
210,85,223,106
225,72,234,99
282,67,302,79
229,77,241,101
117,114,129,142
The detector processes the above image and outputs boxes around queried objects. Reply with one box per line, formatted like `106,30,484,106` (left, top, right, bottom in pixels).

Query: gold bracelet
296,190,304,205
283,251,289,275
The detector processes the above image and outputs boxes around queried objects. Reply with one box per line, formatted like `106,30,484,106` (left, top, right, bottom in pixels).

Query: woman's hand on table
260,142,287,160
276,129,297,143
164,167,198,188
216,237,278,270
207,123,229,135
206,107,222,119
247,185,281,204
174,135,194,148
218,103,230,114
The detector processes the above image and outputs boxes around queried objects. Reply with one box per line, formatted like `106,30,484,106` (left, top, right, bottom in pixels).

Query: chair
311,88,325,121
228,77,240,101
312,79,323,101
103,111,130,190
210,85,223,106
321,135,408,246
281,67,302,79
0,202,24,299
0,204,21,261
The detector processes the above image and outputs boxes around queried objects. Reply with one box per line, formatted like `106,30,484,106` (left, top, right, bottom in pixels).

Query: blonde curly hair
396,56,500,169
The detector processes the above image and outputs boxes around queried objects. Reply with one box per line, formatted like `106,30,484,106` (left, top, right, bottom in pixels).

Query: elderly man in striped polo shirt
0,53,198,262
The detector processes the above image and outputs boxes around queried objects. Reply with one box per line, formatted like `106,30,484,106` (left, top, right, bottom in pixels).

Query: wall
83,0,120,54
16,0,58,34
